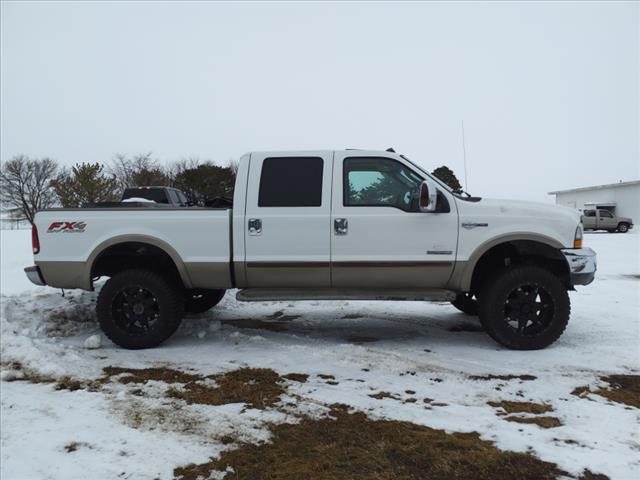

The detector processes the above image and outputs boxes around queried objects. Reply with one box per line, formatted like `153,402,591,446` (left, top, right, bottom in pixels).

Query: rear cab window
258,157,324,207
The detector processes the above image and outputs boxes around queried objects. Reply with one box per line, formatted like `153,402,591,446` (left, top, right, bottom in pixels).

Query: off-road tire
97,269,184,349
451,292,478,316
478,266,570,350
185,289,226,314
617,223,629,233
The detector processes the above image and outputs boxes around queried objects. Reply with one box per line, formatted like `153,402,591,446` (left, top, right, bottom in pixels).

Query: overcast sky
1,1,638,202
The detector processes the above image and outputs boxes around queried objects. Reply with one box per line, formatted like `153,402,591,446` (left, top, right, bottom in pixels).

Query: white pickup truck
25,149,596,350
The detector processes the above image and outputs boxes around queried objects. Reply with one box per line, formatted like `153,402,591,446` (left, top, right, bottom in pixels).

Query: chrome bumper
561,247,597,286
24,265,46,286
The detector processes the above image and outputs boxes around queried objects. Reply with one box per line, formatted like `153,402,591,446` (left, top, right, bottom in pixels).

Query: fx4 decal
47,221,87,233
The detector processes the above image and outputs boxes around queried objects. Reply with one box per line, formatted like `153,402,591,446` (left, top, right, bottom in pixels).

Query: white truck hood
466,198,581,224
455,197,582,252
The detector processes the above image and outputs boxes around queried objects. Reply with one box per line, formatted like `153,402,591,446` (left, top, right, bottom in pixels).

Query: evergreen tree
172,163,235,204
431,166,463,193
53,162,119,207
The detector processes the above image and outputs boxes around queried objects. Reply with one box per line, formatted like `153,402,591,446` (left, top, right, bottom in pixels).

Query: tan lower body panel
245,262,330,288
243,261,454,289
332,261,454,289
184,262,232,289
37,261,89,289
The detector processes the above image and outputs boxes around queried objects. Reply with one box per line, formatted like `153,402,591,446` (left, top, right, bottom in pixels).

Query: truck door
330,152,458,288
598,209,616,229
244,152,333,287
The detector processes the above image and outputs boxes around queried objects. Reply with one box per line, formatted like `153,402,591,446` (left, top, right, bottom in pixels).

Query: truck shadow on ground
179,309,493,350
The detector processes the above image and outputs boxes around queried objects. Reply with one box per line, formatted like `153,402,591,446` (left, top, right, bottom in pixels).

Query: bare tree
109,152,168,191
0,155,59,225
227,157,239,176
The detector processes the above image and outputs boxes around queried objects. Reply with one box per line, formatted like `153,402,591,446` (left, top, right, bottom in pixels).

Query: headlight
574,225,583,249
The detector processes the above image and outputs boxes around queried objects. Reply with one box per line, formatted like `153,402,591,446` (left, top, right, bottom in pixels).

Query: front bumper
561,247,597,286
24,265,46,286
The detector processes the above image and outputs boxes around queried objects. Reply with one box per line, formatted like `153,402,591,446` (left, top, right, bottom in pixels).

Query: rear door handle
248,218,262,236
334,218,348,235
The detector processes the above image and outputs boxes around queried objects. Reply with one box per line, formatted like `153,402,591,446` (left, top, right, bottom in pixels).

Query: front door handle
334,218,348,235
248,218,262,236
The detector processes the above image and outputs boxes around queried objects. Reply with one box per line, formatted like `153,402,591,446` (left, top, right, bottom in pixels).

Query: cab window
343,157,423,212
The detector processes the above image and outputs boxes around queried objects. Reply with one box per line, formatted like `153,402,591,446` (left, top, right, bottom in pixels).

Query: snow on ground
1,228,639,479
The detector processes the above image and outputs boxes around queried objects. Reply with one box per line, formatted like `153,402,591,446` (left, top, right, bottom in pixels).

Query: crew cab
582,209,633,233
25,149,597,350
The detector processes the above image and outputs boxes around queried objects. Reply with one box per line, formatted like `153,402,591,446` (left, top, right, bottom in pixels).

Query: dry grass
571,375,639,409
369,391,401,400
102,366,203,384
596,375,640,408
488,401,554,415
470,374,537,381
503,416,562,428
282,373,308,383
173,405,568,480
167,368,285,409
64,442,79,453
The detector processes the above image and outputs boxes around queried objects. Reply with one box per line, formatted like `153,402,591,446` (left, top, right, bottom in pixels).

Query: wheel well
470,240,570,294
91,242,184,287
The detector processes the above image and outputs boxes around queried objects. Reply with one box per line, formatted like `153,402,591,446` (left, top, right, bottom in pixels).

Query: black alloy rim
112,285,160,335
503,284,554,335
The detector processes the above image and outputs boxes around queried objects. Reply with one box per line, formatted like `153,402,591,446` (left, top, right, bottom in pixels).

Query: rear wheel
184,289,226,314
478,266,570,350
97,269,184,349
618,223,629,233
451,292,478,316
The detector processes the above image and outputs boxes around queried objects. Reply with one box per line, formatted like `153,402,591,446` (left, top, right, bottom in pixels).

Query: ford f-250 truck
25,149,596,350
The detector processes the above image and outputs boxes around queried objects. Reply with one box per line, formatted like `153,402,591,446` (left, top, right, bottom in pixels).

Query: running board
236,288,456,302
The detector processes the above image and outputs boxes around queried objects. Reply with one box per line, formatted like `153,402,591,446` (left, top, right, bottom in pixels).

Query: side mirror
419,179,438,212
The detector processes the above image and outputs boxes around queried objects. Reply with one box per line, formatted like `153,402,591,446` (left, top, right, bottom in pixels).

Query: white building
549,180,640,220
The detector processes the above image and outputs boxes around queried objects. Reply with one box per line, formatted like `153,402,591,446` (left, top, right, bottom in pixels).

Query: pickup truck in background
25,149,597,350
84,186,192,208
581,209,633,233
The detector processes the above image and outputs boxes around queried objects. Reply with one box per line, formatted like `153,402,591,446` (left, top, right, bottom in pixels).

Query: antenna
461,120,469,191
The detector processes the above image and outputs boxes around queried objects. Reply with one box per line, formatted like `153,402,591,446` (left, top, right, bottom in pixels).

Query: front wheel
184,289,226,314
451,293,478,316
97,269,184,349
618,223,629,233
478,266,570,350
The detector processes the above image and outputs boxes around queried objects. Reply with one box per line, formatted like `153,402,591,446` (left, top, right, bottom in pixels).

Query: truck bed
33,208,232,290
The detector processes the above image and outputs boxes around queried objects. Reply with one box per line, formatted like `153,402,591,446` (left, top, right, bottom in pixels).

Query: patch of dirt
282,373,308,383
167,368,285,409
470,374,537,381
342,313,363,319
317,374,335,380
488,401,554,415
173,405,569,480
449,322,484,332
221,318,289,332
346,335,379,343
503,416,562,428
571,375,639,409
